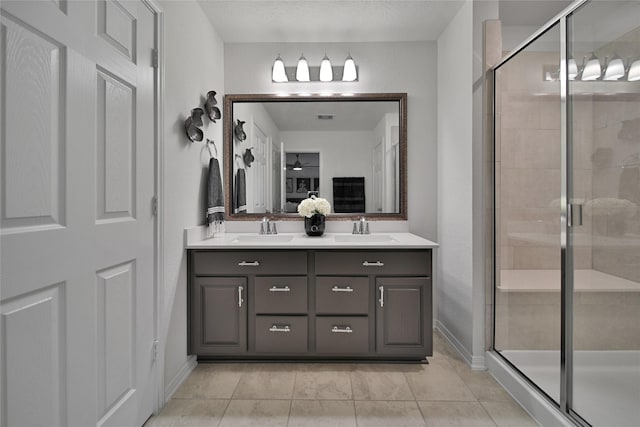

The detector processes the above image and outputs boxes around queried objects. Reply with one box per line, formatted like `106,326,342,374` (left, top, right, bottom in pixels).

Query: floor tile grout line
352,399,359,427
216,398,232,427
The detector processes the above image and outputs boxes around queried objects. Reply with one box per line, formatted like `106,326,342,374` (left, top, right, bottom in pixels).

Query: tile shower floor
145,332,538,427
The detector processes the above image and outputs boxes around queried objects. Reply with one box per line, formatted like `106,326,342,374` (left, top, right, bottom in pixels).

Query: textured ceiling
262,101,398,131
198,0,466,43
499,1,572,27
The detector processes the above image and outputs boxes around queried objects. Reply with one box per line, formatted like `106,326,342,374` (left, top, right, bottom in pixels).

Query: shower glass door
493,22,562,404
568,2,640,426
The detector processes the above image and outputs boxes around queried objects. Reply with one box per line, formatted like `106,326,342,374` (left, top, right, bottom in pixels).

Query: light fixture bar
274,66,359,83
271,53,358,82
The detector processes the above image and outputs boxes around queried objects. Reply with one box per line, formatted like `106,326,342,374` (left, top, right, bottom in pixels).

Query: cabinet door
192,277,247,355
376,277,431,357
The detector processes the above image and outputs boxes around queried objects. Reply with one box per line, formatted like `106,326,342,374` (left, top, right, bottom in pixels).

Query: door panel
376,277,431,356
0,1,157,426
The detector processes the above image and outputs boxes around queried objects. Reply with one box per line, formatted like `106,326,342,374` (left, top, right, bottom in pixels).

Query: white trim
141,0,165,414
435,320,486,370
486,351,573,427
164,356,197,401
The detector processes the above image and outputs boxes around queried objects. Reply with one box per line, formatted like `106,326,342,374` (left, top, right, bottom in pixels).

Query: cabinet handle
363,261,384,267
331,326,353,334
238,261,260,266
269,325,291,333
269,285,291,292
331,285,353,293
238,286,244,307
378,285,384,308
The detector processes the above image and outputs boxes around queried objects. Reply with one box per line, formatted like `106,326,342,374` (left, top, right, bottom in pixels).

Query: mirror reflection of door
373,141,383,212
247,123,267,213
285,152,319,213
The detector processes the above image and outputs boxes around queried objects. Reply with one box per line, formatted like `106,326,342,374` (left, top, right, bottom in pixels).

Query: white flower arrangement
297,195,331,218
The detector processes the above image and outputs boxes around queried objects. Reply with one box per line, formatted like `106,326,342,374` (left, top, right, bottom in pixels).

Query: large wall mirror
224,93,407,220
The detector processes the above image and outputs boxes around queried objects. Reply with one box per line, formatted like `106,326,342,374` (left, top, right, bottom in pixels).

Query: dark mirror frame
223,93,408,220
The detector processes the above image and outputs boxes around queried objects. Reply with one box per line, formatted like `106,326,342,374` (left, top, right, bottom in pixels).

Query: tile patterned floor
145,332,539,427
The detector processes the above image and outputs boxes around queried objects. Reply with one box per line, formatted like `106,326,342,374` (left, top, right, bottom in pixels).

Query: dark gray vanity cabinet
191,277,247,355
188,248,432,360
376,277,431,356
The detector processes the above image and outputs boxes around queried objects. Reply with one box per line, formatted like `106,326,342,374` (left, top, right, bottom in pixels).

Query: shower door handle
568,203,583,227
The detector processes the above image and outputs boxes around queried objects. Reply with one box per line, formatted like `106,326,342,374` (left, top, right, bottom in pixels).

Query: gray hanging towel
207,157,225,224
234,169,247,213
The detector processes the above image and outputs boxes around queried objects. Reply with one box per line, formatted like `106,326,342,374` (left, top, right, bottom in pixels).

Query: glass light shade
628,59,640,81
319,54,333,82
272,55,288,82
581,55,601,81
296,54,310,82
603,57,625,81
342,54,357,82
568,59,578,80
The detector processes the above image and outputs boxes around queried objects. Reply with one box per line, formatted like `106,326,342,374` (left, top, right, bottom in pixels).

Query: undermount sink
231,235,294,243
333,234,397,243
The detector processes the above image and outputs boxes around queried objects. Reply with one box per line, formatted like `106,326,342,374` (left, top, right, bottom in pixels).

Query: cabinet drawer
316,277,369,315
255,277,307,314
255,316,308,353
315,251,431,276
193,251,307,275
316,317,369,354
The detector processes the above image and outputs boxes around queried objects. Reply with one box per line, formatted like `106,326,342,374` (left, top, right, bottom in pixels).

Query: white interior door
249,124,267,213
0,1,157,426
373,141,383,213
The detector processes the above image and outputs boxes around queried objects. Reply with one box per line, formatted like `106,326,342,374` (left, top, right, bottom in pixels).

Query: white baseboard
486,351,572,427
434,321,486,370
164,355,197,402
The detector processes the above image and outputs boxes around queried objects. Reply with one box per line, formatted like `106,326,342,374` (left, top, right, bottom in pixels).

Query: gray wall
437,0,475,362
224,42,438,240
160,0,225,395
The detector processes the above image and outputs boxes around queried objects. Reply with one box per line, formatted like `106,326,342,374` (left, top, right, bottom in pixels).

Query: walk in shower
492,1,640,425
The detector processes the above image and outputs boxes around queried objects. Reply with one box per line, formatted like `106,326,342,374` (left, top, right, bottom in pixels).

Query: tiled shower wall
590,27,640,283
497,50,593,273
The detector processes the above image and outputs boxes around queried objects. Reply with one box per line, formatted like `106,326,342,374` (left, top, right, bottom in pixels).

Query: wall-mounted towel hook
206,139,217,159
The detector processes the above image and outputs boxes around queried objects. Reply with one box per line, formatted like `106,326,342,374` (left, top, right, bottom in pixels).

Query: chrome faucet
353,216,370,234
260,217,277,235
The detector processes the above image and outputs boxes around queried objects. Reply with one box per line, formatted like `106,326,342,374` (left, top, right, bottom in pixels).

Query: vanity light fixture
296,53,310,82
271,53,358,82
272,54,288,82
342,53,358,82
628,59,640,81
581,54,601,81
603,56,625,81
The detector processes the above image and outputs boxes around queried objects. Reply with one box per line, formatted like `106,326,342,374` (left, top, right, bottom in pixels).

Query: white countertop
185,230,438,250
